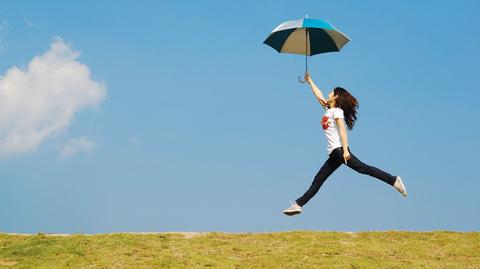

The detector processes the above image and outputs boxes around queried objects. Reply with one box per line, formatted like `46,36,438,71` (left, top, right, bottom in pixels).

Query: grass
0,231,479,268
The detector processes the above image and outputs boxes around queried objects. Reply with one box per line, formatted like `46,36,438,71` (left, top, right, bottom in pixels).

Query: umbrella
263,16,350,83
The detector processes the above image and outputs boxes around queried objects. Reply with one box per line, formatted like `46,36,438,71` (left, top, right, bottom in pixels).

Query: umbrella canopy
263,17,350,83
263,17,350,56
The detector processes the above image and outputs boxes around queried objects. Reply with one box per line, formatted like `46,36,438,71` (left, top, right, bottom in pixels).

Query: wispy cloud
130,137,140,147
0,19,8,54
0,37,106,158
58,137,96,158
23,15,39,29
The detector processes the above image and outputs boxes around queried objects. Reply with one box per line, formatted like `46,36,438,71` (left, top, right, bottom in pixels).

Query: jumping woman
283,72,407,216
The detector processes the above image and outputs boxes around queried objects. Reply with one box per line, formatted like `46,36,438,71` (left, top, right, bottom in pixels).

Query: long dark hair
333,87,359,130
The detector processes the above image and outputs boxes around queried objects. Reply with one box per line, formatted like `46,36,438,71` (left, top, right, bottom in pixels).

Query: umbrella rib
305,28,308,72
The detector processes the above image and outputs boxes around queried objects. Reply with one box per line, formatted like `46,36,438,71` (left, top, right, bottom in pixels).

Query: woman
283,73,407,216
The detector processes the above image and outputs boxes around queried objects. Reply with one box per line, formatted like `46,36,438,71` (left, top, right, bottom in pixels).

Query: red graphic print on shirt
321,115,330,130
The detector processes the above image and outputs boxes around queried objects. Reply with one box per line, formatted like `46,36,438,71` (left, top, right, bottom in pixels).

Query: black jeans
295,147,397,207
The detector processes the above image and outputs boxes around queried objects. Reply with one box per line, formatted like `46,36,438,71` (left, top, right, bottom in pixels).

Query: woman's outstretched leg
295,154,342,207
344,149,396,186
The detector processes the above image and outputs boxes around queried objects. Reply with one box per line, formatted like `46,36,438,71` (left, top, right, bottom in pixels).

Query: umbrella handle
298,76,307,83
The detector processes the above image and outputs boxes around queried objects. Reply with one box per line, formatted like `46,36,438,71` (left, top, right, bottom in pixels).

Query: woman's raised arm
304,72,328,110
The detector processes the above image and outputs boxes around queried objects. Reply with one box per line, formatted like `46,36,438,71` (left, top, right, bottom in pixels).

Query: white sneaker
394,176,407,197
283,200,302,216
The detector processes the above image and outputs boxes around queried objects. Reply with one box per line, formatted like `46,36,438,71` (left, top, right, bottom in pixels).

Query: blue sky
0,1,479,233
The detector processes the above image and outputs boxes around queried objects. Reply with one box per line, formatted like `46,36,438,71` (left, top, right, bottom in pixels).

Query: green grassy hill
1,231,479,268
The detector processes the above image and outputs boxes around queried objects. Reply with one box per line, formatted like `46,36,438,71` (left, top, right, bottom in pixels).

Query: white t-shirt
321,107,345,154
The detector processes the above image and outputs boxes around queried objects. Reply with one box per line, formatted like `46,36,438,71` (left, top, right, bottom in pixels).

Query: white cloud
0,37,106,158
58,137,96,158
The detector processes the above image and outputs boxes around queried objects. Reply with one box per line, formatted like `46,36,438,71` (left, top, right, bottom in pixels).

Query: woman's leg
344,148,396,186
295,151,342,207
